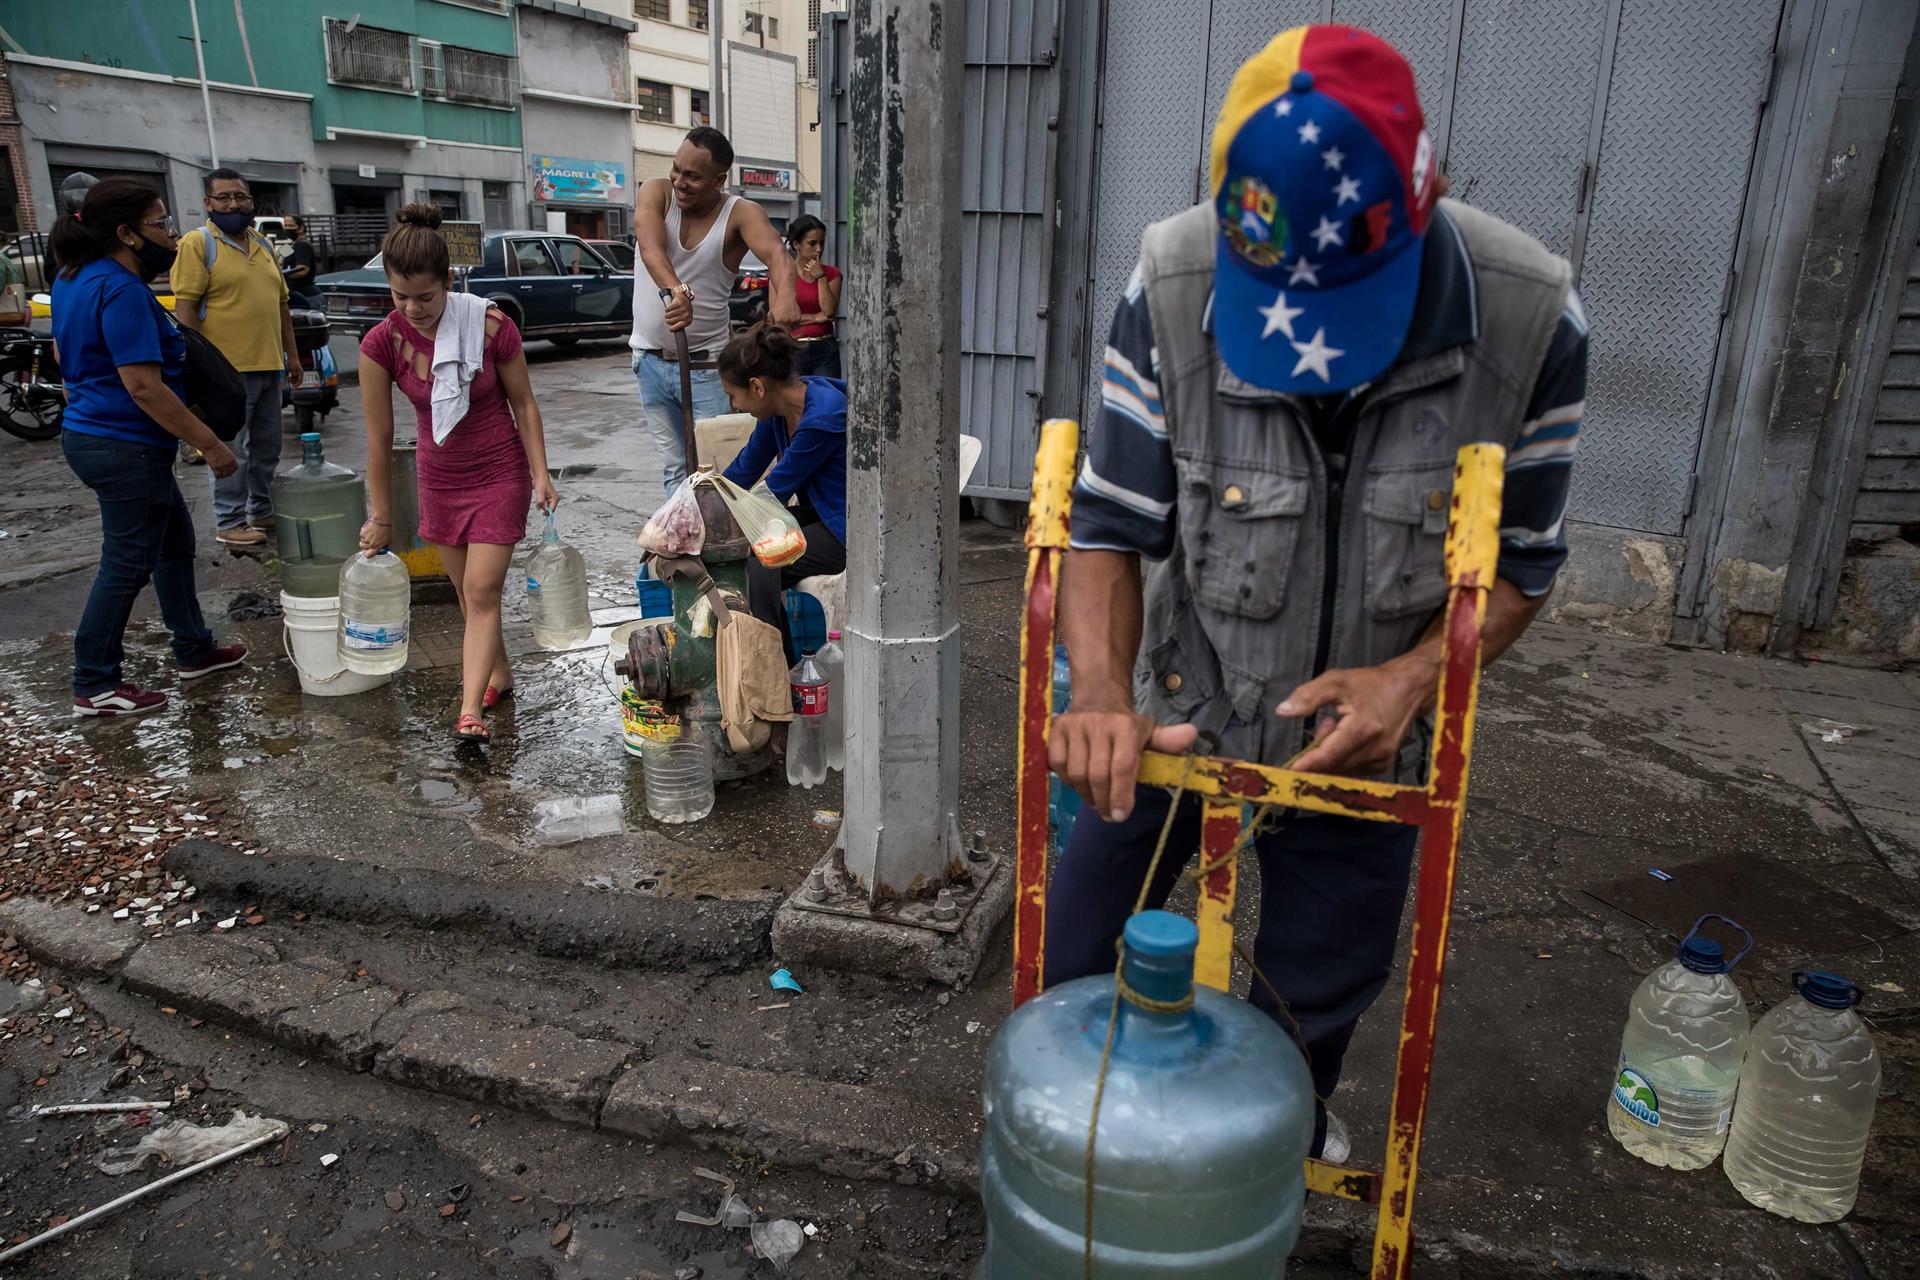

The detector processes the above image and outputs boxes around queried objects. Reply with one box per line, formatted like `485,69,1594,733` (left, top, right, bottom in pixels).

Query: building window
690,89,709,127
424,188,464,221
635,79,673,124
807,37,818,80
633,0,671,21
441,45,517,105
483,181,512,230
742,11,776,37
808,0,821,32
689,0,709,31
325,19,414,93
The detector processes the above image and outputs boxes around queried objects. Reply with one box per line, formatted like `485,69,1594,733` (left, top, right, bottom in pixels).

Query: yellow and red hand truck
1012,418,1505,1280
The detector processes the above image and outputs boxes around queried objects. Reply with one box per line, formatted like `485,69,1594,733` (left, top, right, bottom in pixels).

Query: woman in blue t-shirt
50,178,247,718
717,324,847,658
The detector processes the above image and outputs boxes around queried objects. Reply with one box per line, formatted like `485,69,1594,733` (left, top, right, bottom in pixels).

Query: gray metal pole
186,0,219,168
709,0,726,138
839,0,966,900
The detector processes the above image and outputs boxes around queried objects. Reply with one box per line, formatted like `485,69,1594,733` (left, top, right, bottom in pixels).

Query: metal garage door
1086,0,1783,535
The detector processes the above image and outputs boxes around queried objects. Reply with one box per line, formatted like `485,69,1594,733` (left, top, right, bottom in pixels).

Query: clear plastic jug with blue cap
1607,913,1752,1169
978,910,1314,1277
1723,970,1880,1222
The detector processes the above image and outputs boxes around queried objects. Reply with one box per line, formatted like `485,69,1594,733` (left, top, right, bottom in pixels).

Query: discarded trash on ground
769,967,804,995
811,809,840,832
530,794,625,845
319,1152,339,1169
225,590,283,622
752,1218,806,1272
30,1100,171,1118
1802,718,1864,744
97,1109,286,1176
675,1166,736,1227
1647,869,1673,882
720,1194,754,1230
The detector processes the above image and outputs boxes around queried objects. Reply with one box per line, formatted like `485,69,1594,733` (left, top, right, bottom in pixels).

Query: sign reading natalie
737,166,795,192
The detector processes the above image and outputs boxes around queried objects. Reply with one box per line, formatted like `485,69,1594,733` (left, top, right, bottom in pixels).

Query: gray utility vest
1134,198,1570,780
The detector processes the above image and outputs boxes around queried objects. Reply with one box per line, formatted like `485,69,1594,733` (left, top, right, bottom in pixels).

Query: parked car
730,251,770,329
315,233,631,345
586,238,635,273
3,233,51,292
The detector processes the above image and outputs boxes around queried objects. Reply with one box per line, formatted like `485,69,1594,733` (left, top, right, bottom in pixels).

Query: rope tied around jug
1080,756,1326,1279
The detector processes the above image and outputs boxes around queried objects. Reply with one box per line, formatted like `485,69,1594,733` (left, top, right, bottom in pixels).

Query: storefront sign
738,165,795,192
441,220,484,268
357,164,377,179
530,155,627,205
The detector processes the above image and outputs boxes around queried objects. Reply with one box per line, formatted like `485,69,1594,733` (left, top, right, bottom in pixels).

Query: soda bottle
817,630,845,772
786,651,829,788
1607,914,1751,1170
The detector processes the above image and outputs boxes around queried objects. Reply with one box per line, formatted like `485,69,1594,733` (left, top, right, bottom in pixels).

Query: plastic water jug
1723,971,1880,1222
337,550,411,674
641,722,715,824
525,511,592,650
979,911,1313,1277
271,432,366,598
786,651,829,789
1607,914,1752,1170
817,630,845,772
1048,645,1081,849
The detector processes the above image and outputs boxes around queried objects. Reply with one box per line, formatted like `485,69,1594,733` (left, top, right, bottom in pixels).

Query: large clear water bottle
1724,971,1881,1222
337,549,411,674
525,511,592,649
786,651,829,788
271,432,366,598
980,911,1313,1277
1608,914,1752,1170
817,630,845,772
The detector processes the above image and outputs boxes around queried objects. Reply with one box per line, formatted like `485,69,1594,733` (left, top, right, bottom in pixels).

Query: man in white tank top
631,127,798,493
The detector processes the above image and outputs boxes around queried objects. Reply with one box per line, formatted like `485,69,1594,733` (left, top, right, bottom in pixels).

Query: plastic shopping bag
638,474,707,557
710,475,808,568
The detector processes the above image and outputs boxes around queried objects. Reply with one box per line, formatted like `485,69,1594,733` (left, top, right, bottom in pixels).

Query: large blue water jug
979,911,1313,1277
1048,645,1081,848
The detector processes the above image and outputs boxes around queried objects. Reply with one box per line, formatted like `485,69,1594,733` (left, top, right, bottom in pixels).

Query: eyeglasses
141,216,179,236
207,192,254,207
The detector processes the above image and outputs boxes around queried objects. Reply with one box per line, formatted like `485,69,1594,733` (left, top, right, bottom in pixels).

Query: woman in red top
357,204,560,743
786,215,841,379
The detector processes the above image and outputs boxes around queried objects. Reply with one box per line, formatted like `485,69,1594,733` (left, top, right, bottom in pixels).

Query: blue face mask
208,209,252,236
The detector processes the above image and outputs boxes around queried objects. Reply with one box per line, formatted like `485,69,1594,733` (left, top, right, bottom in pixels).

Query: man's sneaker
73,685,168,718
179,643,248,682
1320,1108,1352,1165
215,525,267,548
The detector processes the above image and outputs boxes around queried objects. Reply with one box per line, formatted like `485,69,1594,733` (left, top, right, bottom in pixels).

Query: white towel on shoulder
429,292,493,445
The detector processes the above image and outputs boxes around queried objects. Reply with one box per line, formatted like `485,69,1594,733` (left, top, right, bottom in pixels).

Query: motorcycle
0,327,63,442
282,307,339,433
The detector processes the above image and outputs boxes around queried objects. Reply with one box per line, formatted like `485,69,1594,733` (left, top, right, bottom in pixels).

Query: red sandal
483,683,514,710
454,713,491,743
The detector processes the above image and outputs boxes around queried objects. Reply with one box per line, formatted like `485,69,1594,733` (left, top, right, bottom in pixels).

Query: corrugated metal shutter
1855,234,1920,537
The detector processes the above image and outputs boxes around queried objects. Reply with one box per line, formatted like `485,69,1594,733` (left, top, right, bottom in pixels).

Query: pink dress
360,309,533,546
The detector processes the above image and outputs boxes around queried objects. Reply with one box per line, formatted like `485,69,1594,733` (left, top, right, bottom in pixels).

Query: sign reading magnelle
737,165,795,192
530,155,628,205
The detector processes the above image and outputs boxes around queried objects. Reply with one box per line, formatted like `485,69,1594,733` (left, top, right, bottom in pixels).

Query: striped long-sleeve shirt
1072,207,1588,598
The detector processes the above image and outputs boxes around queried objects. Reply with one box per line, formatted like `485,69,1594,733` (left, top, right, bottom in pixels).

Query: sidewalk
1,345,1916,1276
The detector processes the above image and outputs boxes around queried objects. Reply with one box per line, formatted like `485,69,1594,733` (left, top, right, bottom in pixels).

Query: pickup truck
315,232,631,344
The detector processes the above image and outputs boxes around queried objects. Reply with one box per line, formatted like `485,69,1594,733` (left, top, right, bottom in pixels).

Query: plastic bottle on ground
336,550,410,675
817,630,845,772
525,511,592,650
1723,970,1880,1222
1608,913,1752,1170
786,651,829,789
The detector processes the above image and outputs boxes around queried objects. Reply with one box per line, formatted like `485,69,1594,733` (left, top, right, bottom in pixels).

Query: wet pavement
3,341,1920,1275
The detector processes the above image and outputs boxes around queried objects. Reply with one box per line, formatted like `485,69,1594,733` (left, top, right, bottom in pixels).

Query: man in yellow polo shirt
172,168,303,548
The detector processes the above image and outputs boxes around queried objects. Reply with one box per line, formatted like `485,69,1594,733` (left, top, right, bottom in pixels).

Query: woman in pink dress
357,204,560,743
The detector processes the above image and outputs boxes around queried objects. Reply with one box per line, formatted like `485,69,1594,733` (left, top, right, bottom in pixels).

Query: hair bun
396,202,444,231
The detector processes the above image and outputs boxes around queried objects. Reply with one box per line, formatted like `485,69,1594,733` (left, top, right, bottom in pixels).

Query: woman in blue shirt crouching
718,324,846,660
50,178,247,717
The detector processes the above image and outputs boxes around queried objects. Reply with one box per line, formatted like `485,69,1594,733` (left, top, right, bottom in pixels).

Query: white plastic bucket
282,591,392,696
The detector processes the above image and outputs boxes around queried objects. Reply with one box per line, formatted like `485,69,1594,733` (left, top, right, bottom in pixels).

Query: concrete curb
0,897,978,1194
164,840,775,972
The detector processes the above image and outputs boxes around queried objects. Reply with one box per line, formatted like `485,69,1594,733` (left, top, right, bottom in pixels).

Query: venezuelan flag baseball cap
1211,26,1439,394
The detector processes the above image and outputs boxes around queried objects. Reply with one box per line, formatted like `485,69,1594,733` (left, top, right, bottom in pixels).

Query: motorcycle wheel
0,371,62,442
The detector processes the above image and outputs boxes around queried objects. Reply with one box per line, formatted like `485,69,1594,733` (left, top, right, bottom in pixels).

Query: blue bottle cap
1123,910,1197,959
300,431,321,442
1677,935,1727,975
1794,970,1860,1010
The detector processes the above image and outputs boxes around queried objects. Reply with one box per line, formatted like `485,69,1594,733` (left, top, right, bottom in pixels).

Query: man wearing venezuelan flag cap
1049,26,1590,1158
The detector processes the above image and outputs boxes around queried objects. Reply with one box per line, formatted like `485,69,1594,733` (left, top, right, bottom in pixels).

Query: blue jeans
210,371,283,528
1044,786,1420,1157
63,431,216,697
634,351,728,494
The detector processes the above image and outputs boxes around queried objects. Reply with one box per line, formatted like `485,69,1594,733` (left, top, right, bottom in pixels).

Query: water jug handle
1791,970,1863,1008
1683,913,1752,972
543,509,558,542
